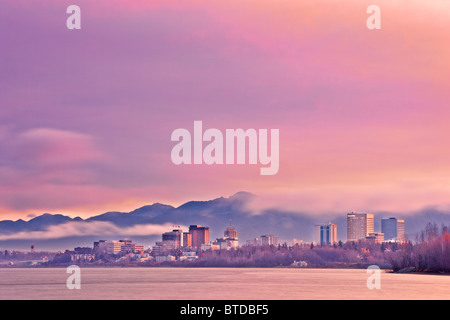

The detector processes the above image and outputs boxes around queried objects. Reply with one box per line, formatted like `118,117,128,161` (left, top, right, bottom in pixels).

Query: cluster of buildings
153,225,210,253
64,213,406,264
153,224,242,254
154,224,282,252
73,224,280,262
65,225,243,264
94,239,145,256
66,224,276,264
315,213,405,245
64,240,148,263
245,235,278,246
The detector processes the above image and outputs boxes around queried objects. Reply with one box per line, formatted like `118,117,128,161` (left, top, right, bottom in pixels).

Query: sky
1,0,450,221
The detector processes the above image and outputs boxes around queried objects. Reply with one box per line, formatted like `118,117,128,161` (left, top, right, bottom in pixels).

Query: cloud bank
0,221,182,241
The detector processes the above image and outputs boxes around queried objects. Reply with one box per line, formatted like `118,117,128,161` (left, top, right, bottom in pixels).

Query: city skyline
0,211,412,272
0,189,427,252
2,211,406,254
52,211,410,255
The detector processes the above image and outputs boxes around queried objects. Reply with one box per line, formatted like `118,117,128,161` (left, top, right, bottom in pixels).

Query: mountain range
1,191,450,251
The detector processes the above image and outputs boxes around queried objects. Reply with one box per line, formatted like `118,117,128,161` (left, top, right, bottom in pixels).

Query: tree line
386,222,450,273
190,223,450,273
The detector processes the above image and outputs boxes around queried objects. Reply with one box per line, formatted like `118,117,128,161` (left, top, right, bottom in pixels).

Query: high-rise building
224,227,238,239
189,225,209,249
382,218,405,242
162,229,184,250
215,227,239,249
183,232,192,248
260,234,278,246
347,213,374,242
315,223,337,245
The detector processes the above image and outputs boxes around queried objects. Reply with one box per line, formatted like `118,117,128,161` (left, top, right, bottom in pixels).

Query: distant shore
1,263,449,275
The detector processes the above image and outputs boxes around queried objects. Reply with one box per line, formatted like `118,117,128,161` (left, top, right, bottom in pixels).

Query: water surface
0,268,448,300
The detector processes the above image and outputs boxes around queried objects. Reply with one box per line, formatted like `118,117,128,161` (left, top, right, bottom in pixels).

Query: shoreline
1,264,449,275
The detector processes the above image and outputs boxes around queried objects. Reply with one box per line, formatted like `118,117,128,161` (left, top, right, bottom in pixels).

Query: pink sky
1,0,450,219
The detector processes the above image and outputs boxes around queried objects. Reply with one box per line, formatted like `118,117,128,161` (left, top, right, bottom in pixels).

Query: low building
69,247,95,262
119,240,145,254
245,238,260,246
201,243,220,251
94,239,144,256
215,237,239,249
155,255,176,263
179,252,198,261
366,232,385,244
291,260,308,268
261,234,278,246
